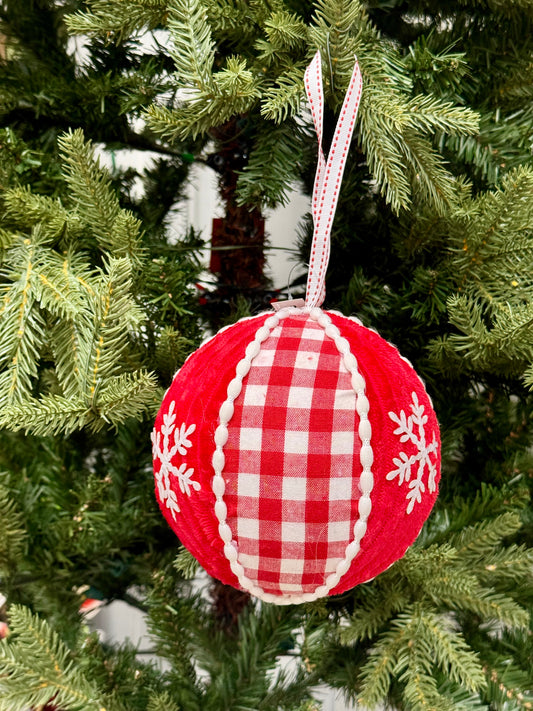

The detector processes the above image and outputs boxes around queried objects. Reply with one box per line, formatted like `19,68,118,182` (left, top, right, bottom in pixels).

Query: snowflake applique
151,400,200,520
386,392,438,514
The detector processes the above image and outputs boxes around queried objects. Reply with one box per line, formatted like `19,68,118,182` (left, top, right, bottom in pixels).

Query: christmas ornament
77,585,105,619
152,52,441,604
0,592,7,639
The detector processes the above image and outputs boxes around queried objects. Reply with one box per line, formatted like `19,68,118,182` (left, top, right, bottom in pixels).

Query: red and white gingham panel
223,315,361,595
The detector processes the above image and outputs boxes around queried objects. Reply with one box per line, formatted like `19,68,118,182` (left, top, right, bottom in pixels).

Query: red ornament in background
152,52,441,604
0,592,7,638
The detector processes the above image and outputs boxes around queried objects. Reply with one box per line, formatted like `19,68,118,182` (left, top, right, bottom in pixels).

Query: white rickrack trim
211,306,374,605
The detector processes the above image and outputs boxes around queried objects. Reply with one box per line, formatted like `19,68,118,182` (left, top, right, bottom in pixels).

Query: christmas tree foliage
1,0,533,709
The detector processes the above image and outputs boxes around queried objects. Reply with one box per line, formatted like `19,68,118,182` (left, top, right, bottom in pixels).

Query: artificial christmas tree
1,1,533,710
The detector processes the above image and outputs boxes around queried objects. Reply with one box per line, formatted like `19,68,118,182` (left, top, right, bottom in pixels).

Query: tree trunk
209,118,267,299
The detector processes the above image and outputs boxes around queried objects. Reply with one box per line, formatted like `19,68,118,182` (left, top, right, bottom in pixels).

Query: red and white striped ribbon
304,51,362,308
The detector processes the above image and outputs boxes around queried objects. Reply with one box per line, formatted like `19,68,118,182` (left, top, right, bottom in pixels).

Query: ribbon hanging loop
304,51,362,308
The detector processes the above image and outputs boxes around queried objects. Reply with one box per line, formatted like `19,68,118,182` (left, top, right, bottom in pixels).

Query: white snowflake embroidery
386,392,438,515
151,400,200,520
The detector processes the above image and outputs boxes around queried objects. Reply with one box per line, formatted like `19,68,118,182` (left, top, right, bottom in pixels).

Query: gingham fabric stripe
223,315,361,596
305,51,363,308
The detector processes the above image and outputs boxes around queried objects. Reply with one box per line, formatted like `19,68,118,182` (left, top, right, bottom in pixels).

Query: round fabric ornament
152,52,441,605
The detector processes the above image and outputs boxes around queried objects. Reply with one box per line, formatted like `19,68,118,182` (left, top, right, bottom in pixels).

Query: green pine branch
147,692,181,711
338,586,409,644
359,98,412,212
482,653,533,708
406,94,479,136
96,370,159,425
260,65,307,122
264,10,308,51
0,228,18,252
212,55,262,103
58,130,143,262
397,129,458,215
83,257,145,392
135,0,482,212
173,546,200,579
0,394,96,436
65,0,168,40
0,256,157,433
198,604,316,711
418,483,530,548
0,484,27,573
309,0,363,106
49,255,97,400
0,234,47,405
308,1,479,213
3,186,83,241
167,0,216,90
146,573,203,706
523,362,533,388
448,511,524,560
357,605,486,710
402,546,530,629
146,48,261,140
0,372,158,436
205,0,258,42
424,165,533,379
403,670,457,711
0,606,104,711
404,35,471,96
452,166,533,282
443,295,533,375
416,611,486,692
475,544,533,585
358,80,478,213
355,611,414,708
33,250,90,322
236,121,303,207
0,137,158,434
336,485,531,709
154,326,193,382
445,587,530,630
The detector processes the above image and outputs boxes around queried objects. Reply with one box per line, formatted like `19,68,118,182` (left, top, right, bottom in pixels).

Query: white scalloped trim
211,306,374,604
